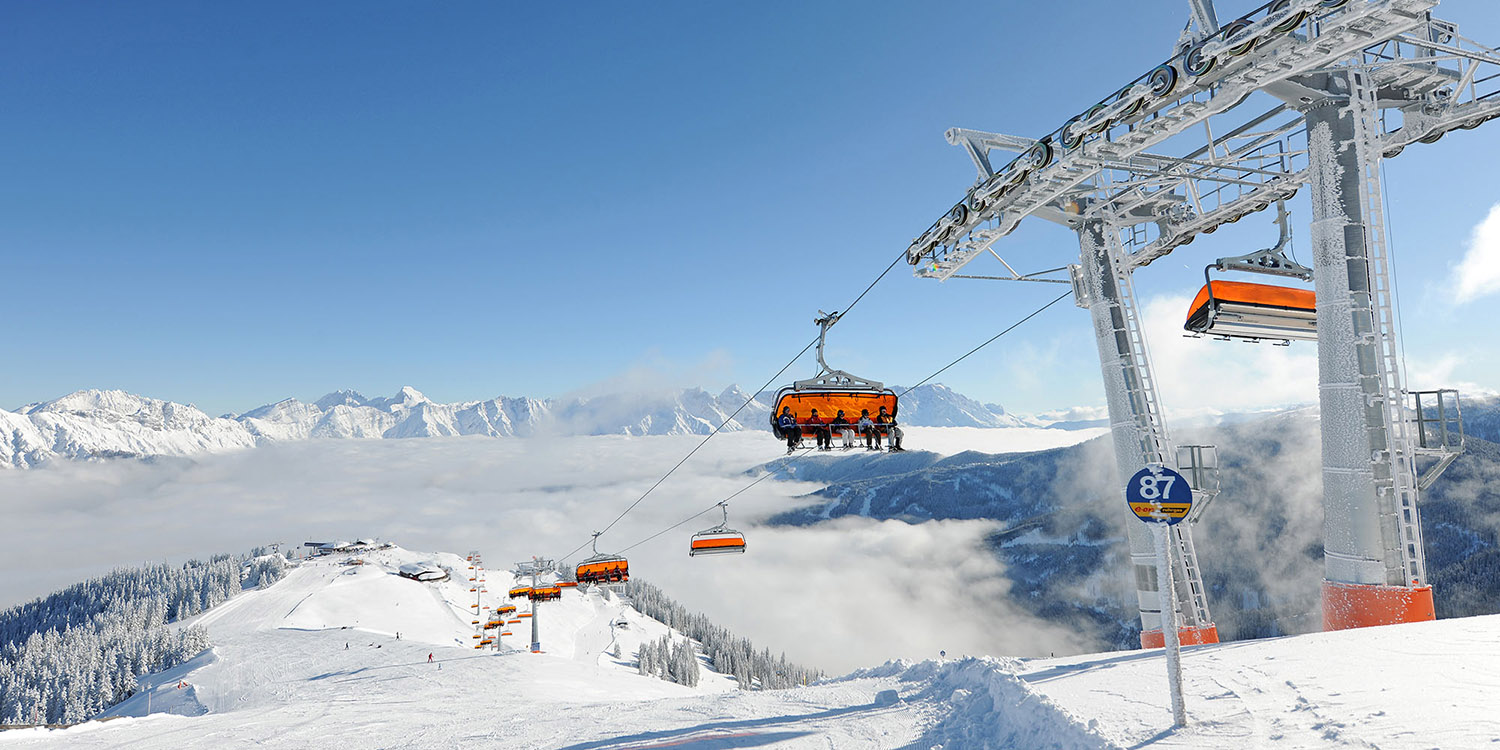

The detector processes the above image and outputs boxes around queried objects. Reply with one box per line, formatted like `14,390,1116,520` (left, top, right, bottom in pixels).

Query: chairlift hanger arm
946,128,1040,181
1187,0,1220,42
791,308,887,391
1210,199,1312,280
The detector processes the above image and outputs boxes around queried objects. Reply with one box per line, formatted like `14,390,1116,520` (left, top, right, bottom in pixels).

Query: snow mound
842,658,1121,750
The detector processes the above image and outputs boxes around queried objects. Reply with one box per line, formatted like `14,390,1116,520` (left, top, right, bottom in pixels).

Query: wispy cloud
1139,293,1319,417
1451,203,1500,304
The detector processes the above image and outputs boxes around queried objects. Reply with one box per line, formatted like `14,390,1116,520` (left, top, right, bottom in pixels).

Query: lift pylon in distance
690,502,747,556
770,310,898,447
575,532,630,585
906,0,1496,636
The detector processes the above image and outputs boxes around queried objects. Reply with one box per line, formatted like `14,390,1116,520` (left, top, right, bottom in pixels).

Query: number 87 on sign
1126,464,1193,524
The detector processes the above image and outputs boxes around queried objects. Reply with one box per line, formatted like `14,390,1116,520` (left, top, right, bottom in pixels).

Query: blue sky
5,1,1500,418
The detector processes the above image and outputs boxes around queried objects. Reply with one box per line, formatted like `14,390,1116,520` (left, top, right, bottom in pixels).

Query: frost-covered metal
910,0,1496,634
515,557,556,653
1078,219,1214,636
1176,445,1222,522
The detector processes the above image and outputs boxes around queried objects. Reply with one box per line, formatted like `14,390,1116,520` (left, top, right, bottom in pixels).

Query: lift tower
907,0,1493,640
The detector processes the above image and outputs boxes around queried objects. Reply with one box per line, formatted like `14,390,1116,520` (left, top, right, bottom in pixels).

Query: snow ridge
0,383,1039,468
843,658,1122,750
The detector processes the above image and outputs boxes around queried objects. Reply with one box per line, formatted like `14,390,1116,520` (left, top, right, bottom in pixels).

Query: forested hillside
625,579,821,689
0,551,287,725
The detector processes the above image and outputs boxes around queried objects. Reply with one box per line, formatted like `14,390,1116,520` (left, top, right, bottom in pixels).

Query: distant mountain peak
369,386,429,411
314,389,370,411
0,381,1066,468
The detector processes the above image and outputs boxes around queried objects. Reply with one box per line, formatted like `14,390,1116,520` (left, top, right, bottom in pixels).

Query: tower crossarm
946,128,1039,182
908,0,1436,283
1365,21,1500,154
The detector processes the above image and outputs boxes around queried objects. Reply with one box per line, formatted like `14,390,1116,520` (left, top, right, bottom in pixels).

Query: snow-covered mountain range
0,383,1033,468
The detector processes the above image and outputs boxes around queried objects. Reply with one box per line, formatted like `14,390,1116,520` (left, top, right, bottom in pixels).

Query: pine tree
622,579,820,691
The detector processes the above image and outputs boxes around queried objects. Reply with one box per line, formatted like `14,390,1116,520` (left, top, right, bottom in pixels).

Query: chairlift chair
575,532,630,585
529,585,562,602
508,586,532,599
770,311,899,446
1184,201,1317,343
690,502,748,556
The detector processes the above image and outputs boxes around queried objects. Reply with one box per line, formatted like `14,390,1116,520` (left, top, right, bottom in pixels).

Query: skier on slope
428,653,434,663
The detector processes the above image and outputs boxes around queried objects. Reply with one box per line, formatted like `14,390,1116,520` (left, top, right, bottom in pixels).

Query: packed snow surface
3,548,1497,749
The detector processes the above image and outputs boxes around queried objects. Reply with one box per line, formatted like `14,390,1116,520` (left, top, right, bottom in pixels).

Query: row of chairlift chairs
541,311,903,590
565,311,890,579
539,206,1372,619
774,217,1313,444
548,213,1313,593
521,514,751,603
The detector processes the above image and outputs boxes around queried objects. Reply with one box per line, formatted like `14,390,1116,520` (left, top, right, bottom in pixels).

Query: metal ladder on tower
1348,67,1426,588
1107,226,1215,629
1108,228,1173,465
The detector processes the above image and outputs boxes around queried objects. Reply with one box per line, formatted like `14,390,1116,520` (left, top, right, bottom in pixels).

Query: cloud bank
0,433,1092,672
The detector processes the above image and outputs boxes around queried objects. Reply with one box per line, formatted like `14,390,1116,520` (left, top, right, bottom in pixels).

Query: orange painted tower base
1322,581,1435,631
1139,624,1219,649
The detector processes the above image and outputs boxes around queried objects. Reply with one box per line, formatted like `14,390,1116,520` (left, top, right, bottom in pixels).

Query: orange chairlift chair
770,310,899,449
575,532,630,585
529,584,563,602
1184,201,1316,343
689,502,747,557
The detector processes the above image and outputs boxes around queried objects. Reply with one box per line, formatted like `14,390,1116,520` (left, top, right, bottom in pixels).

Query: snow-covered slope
4,547,1498,748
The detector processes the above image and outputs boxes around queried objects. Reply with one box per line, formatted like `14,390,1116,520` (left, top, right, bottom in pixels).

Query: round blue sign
1125,464,1193,524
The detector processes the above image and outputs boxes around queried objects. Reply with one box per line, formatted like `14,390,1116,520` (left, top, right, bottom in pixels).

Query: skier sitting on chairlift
831,410,856,449
806,409,832,450
858,410,878,450
778,407,800,452
877,406,903,452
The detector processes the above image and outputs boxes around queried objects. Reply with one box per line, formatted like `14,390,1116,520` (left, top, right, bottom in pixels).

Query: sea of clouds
0,432,1092,673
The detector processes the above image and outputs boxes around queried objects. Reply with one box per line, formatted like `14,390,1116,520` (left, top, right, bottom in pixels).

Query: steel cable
585,288,1074,560
554,247,911,561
